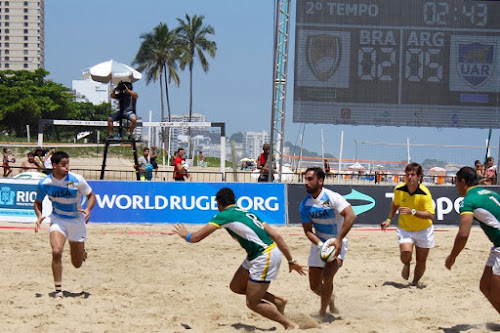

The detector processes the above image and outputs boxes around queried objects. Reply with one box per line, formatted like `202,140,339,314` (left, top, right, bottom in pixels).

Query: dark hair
34,147,44,155
456,166,478,186
474,160,481,166
27,152,34,157
51,151,69,164
177,148,184,152
487,156,495,163
405,162,423,176
305,167,325,180
143,147,149,152
216,187,236,207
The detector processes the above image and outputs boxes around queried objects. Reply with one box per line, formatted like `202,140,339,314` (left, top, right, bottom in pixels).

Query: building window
24,8,28,13
5,22,8,27
24,15,28,20
23,29,27,34
24,22,28,27
5,1,8,6
5,8,8,13
5,56,9,61
5,28,8,33
5,63,9,68
5,42,8,47
24,63,28,68
24,43,28,47
4,35,8,40
24,36,28,41
5,15,8,20
4,49,8,54
24,1,28,5
23,50,28,55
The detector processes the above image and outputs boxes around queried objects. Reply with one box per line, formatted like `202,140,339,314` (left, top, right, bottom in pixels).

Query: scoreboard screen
293,0,500,128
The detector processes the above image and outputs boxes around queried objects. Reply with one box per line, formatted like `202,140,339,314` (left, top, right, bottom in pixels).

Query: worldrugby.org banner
88,181,286,225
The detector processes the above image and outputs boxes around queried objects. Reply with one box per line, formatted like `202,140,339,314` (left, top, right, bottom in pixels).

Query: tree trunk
188,62,193,159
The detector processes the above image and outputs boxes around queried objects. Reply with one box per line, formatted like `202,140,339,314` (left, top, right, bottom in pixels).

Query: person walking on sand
34,151,96,298
445,166,500,315
299,167,357,319
174,187,306,330
380,162,435,286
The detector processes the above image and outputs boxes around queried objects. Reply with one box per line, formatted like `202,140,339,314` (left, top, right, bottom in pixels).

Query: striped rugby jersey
299,188,350,241
36,172,92,220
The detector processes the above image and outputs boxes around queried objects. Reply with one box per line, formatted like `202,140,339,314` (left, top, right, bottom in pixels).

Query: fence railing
7,165,486,186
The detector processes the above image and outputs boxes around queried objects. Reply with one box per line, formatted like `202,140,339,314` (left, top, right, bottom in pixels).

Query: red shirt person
174,148,189,181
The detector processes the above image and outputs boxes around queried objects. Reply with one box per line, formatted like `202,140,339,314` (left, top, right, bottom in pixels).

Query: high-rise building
0,0,45,70
72,79,109,105
244,130,269,160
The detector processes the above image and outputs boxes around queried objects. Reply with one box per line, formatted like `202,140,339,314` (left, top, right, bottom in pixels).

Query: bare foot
329,298,340,314
82,250,87,262
54,291,63,298
402,264,410,280
275,297,288,314
284,321,300,330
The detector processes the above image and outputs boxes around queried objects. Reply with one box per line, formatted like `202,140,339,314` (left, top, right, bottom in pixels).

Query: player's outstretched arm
445,213,473,270
174,223,218,243
263,223,306,275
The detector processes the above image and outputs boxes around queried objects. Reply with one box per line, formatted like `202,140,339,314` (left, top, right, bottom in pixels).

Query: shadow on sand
438,323,500,332
382,281,427,289
47,290,91,299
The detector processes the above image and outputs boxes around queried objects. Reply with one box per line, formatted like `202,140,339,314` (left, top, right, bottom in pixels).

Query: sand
1,223,499,333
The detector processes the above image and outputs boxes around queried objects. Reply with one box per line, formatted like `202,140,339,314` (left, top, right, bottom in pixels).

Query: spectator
174,148,189,181
150,146,158,179
21,152,42,173
3,147,14,178
43,148,56,175
483,157,497,185
33,147,44,167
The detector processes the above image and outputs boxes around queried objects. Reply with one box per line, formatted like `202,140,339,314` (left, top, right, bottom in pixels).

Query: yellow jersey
393,183,434,232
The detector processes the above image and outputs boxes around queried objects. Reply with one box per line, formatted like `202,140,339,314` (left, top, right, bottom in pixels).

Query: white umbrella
429,166,446,173
348,162,366,170
82,59,142,84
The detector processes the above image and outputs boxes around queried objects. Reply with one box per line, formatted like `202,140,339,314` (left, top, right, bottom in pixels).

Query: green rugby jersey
460,186,500,247
209,205,275,260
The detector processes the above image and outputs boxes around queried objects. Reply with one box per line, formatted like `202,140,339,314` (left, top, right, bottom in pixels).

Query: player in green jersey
446,166,500,315
174,187,306,330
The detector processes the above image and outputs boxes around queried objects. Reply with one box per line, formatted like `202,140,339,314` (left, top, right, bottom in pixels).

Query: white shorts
49,215,86,242
486,246,500,276
396,225,435,248
308,238,348,268
242,244,281,282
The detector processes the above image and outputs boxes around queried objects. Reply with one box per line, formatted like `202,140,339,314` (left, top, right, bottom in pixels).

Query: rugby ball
320,238,337,263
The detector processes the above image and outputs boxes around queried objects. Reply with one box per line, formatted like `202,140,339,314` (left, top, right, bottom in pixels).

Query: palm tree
133,23,181,146
176,14,217,158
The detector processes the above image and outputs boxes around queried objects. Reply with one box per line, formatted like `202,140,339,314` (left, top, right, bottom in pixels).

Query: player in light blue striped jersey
300,167,357,319
34,151,96,298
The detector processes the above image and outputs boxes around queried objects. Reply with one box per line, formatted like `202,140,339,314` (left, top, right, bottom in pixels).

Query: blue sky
44,0,499,165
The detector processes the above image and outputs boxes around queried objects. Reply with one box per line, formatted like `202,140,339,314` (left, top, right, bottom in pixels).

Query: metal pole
338,131,344,184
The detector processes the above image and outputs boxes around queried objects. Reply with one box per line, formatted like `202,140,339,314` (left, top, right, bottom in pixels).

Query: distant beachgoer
257,143,272,182
483,157,497,185
3,147,14,177
21,152,42,173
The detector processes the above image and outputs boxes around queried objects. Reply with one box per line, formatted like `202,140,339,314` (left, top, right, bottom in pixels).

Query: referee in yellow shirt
381,162,435,286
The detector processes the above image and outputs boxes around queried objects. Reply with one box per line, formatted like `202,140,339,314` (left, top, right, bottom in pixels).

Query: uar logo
458,41,495,87
0,186,15,205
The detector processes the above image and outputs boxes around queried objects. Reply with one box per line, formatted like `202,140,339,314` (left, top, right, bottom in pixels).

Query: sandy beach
1,222,499,332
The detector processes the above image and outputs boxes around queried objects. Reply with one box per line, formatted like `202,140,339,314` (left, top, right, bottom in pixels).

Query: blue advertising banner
0,179,51,222
88,181,286,225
